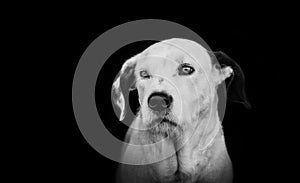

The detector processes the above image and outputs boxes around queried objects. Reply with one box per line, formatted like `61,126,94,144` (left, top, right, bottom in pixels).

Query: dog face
113,39,228,135
135,48,209,128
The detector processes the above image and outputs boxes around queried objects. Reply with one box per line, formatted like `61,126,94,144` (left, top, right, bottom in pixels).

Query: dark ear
112,56,138,121
209,51,251,109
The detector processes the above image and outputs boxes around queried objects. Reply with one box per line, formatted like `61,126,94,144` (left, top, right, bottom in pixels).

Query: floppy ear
112,56,138,121
209,51,251,109
112,77,126,121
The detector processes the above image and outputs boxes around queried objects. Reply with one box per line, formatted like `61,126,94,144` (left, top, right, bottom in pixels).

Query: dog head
112,38,231,136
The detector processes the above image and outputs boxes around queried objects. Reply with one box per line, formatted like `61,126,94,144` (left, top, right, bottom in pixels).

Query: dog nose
148,92,172,112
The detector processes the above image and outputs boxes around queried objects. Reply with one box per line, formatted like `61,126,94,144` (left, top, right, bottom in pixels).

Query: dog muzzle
147,92,182,138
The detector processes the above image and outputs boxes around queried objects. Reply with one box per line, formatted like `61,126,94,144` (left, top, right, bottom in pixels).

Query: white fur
113,38,233,183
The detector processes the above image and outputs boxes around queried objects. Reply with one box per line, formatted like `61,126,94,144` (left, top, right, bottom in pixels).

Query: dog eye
140,70,150,78
178,64,195,75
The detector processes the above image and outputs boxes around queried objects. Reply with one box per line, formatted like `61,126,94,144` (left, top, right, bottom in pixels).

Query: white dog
112,38,233,183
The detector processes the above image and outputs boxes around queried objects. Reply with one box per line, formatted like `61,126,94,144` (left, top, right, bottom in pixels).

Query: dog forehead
163,39,212,71
135,55,178,74
137,38,212,73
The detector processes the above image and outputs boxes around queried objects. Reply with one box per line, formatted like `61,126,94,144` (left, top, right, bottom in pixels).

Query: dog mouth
147,113,181,139
155,118,177,129
151,110,176,126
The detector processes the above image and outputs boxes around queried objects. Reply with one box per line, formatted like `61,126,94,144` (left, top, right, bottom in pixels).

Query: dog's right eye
140,70,150,79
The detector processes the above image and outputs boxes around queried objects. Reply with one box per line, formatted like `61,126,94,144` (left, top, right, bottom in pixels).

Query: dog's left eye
140,70,150,79
178,64,195,75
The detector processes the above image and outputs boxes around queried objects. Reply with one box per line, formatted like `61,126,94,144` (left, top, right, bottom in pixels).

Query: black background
30,13,285,183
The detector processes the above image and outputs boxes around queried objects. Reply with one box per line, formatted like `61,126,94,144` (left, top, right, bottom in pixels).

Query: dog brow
174,55,184,65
